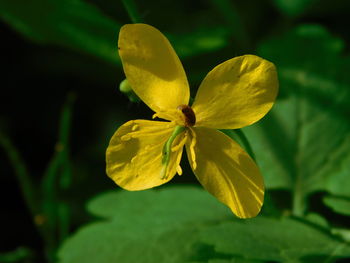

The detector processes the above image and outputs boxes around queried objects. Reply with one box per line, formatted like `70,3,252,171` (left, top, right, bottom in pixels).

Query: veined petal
118,24,190,114
192,55,278,129
106,120,185,190
185,127,264,218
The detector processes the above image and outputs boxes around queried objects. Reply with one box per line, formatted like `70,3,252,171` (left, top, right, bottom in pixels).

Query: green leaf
58,186,232,263
0,0,120,64
58,187,350,263
200,216,350,262
168,27,230,58
331,228,350,243
0,247,33,263
323,196,350,216
305,213,329,228
208,0,250,49
244,24,350,215
208,259,262,263
272,0,318,17
0,0,231,64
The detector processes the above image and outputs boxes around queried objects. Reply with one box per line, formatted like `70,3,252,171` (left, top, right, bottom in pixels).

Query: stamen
153,110,178,122
175,143,184,176
188,128,197,170
176,165,183,176
171,133,187,152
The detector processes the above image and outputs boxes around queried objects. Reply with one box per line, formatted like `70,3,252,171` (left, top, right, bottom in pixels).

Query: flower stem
292,180,305,217
292,94,305,217
42,92,75,257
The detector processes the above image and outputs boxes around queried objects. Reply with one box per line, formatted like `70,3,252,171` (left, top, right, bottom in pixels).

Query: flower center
177,105,196,127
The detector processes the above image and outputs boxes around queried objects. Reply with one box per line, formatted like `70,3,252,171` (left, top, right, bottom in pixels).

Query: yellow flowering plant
106,24,278,218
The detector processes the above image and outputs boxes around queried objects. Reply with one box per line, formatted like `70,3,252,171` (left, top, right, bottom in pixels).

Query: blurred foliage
1,0,350,262
324,196,350,216
244,24,350,216
0,247,33,263
201,216,350,262
58,187,350,263
272,0,317,17
0,0,120,64
0,0,232,64
58,187,231,263
0,93,75,261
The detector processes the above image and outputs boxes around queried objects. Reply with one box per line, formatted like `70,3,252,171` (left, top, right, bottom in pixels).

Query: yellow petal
106,120,185,190
192,55,278,129
118,24,190,114
185,127,264,218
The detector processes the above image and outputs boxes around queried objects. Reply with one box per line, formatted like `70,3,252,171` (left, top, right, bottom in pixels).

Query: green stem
58,202,70,242
0,132,38,216
0,93,75,263
292,179,305,217
41,92,75,261
292,100,305,217
122,0,143,23
0,131,52,260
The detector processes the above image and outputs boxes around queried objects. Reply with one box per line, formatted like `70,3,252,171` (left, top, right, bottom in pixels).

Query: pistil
160,125,186,179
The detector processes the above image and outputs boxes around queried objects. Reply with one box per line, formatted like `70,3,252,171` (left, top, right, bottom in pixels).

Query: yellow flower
106,24,278,218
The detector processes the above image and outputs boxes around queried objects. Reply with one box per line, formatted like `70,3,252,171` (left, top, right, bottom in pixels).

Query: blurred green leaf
0,0,231,64
168,27,230,58
324,196,350,216
305,213,329,228
208,0,250,49
0,0,120,63
331,228,350,243
272,0,318,17
58,186,350,263
58,186,232,263
0,247,33,263
208,259,262,263
121,0,142,23
200,216,350,262
244,24,350,215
